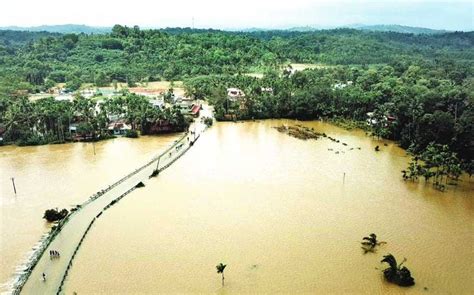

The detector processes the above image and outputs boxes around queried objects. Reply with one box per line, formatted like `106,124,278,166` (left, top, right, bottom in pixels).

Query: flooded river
1,120,473,294
0,134,181,292
58,120,473,294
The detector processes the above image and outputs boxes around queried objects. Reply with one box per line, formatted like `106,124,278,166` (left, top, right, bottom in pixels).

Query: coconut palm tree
381,254,415,287
216,263,227,287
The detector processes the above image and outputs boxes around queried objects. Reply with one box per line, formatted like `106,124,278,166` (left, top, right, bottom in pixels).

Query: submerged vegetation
402,142,467,191
202,116,213,127
360,235,414,288
361,233,386,254
124,129,139,138
274,125,323,140
327,117,369,131
43,208,69,222
381,254,415,287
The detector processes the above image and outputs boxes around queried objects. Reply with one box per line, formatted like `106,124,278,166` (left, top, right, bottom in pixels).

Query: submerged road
17,113,208,295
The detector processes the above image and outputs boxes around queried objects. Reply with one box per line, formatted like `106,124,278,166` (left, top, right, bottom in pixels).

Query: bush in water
381,254,415,287
43,208,69,222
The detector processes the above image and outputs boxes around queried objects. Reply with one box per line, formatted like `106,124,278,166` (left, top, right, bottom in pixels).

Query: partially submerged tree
216,263,227,287
402,143,463,191
381,254,415,287
361,233,386,253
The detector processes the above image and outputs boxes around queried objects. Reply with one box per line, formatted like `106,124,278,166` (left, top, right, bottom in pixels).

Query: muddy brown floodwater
0,134,181,292
58,120,474,294
2,120,473,294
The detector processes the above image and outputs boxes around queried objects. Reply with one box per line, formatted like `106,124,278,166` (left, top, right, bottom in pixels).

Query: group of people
49,249,60,259
42,249,61,282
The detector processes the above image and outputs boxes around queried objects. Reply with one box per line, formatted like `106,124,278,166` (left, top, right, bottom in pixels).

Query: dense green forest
0,25,472,175
0,25,472,91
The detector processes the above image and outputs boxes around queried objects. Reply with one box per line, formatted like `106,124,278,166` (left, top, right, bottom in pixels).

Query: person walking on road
42,272,46,281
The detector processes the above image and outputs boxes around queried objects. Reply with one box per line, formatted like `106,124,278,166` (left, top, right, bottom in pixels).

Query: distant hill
351,24,449,34
0,23,457,35
0,24,111,34
237,27,268,33
286,26,326,32
0,30,60,46
241,24,450,34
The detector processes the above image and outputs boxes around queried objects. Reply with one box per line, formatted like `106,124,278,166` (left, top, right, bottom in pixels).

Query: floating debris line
273,124,324,140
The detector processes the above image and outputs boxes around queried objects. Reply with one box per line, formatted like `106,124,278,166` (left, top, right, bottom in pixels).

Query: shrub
125,129,139,138
381,254,415,287
202,117,214,127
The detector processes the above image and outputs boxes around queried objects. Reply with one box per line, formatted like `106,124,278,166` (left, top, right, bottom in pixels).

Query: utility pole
11,177,17,194
155,155,161,172
93,141,96,156
343,172,346,184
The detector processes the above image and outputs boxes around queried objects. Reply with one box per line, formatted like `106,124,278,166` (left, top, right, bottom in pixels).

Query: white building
54,94,74,102
107,121,132,135
227,88,245,101
150,98,165,108
261,87,273,93
333,81,353,90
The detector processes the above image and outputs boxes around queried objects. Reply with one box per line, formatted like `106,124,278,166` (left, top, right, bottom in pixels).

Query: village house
333,81,353,90
178,100,194,115
68,123,93,141
181,96,194,103
150,98,165,109
227,88,245,101
107,120,132,136
366,112,396,127
190,104,201,118
145,119,187,134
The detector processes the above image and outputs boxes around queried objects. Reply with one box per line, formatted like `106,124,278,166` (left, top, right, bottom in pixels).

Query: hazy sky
1,0,472,30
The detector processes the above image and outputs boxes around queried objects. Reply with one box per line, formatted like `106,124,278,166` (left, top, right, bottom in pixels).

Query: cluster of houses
226,87,273,102
61,88,200,140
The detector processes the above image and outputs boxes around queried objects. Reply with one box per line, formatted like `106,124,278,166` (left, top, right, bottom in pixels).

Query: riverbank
0,129,188,148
